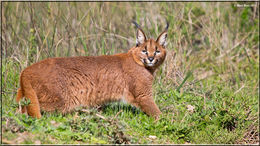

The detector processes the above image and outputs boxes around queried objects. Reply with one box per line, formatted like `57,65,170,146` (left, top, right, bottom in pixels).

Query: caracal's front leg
136,95,162,119
126,90,161,119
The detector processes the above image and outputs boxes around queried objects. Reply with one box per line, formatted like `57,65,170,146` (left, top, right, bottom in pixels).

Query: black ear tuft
165,21,169,31
132,21,141,29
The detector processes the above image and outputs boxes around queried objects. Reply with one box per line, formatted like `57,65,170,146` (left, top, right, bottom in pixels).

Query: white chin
146,63,154,67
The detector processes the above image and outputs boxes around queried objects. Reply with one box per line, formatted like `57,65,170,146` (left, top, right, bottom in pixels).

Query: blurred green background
1,2,259,144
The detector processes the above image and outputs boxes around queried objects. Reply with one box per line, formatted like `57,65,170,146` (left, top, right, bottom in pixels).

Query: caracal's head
131,21,168,70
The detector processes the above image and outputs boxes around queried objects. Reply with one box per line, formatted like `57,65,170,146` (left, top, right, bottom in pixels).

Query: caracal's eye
155,50,160,54
142,49,147,54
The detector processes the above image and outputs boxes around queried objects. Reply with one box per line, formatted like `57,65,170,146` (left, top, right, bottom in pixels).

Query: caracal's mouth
142,59,158,67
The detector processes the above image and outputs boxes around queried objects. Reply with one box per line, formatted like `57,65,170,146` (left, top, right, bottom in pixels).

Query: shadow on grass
38,102,141,118
101,102,141,116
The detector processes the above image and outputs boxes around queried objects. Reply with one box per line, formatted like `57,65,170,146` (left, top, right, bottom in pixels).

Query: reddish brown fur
16,22,168,119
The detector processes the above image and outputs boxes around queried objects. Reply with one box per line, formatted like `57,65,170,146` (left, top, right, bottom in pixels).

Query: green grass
2,1,259,144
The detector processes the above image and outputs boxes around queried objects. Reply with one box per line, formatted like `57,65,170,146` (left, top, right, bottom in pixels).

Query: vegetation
1,2,259,144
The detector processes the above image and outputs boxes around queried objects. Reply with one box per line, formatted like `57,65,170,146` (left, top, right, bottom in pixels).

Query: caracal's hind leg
16,88,28,113
22,83,41,119
16,88,23,102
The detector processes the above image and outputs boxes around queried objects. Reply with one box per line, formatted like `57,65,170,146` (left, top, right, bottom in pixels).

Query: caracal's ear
132,21,147,47
156,22,169,48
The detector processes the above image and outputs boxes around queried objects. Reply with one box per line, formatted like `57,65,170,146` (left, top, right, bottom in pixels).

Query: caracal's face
132,21,168,69
134,39,166,68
